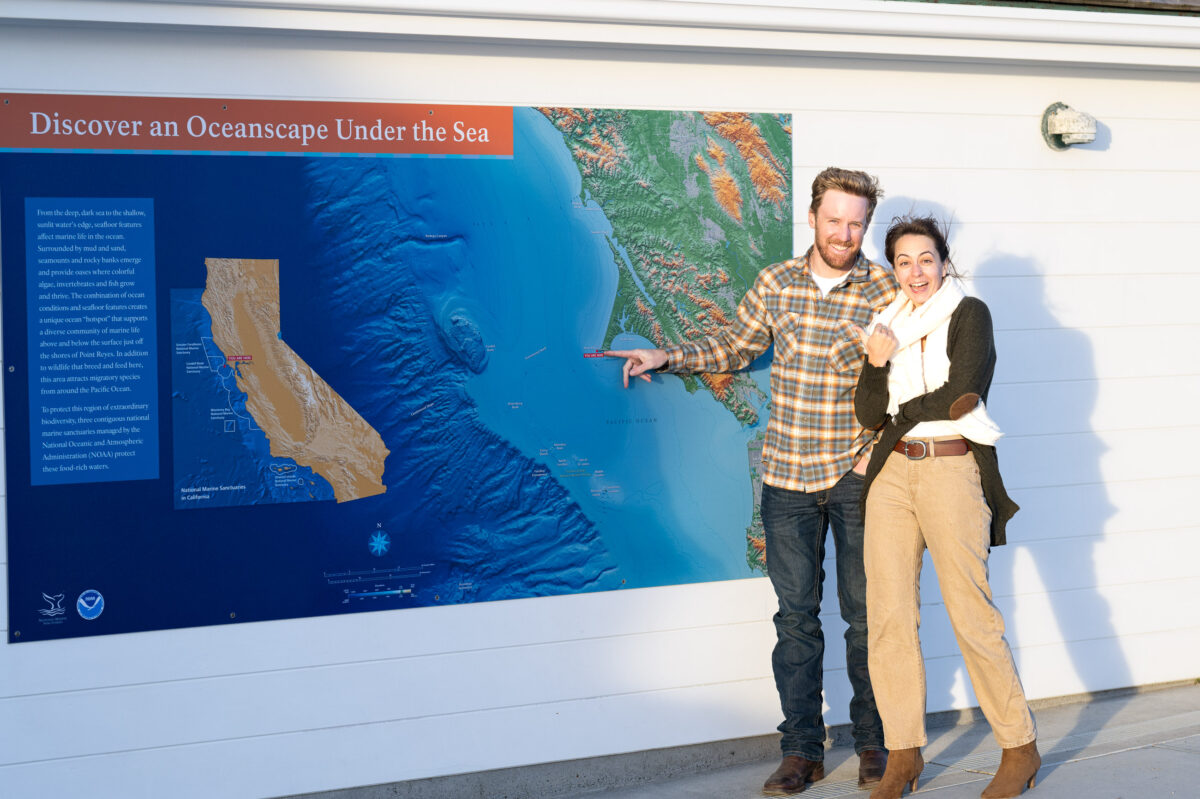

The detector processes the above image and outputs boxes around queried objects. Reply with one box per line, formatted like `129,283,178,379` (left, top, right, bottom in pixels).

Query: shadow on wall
868,197,1129,770
1077,119,1113,152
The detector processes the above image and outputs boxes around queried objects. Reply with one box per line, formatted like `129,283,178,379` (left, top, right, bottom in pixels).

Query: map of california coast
202,257,388,502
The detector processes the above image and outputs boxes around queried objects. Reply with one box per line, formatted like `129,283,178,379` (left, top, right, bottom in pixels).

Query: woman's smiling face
892,233,945,307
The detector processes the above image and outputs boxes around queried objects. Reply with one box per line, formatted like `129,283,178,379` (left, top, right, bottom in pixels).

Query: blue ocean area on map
292,107,771,599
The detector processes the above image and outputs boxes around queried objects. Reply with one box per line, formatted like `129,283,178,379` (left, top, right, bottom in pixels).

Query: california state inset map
3,106,791,641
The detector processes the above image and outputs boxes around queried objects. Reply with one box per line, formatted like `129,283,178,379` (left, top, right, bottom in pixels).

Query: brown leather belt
893,438,970,460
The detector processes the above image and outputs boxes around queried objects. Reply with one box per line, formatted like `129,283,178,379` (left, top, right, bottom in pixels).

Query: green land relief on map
539,108,792,572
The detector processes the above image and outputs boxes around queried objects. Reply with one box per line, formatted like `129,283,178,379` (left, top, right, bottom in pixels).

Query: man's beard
815,237,859,270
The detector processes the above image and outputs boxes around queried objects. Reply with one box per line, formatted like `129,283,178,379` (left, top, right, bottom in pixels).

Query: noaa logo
77,589,105,620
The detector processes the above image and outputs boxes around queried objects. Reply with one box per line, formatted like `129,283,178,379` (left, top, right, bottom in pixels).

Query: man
608,167,898,795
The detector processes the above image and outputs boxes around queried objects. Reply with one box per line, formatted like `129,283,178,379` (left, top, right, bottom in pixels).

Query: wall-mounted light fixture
1041,102,1097,150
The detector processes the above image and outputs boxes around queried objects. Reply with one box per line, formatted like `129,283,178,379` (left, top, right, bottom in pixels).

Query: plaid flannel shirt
665,251,898,493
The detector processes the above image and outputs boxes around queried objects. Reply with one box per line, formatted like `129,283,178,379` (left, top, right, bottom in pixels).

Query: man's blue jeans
761,472,885,760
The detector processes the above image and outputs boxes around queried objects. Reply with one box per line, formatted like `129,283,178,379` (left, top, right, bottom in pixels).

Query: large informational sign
1,93,791,642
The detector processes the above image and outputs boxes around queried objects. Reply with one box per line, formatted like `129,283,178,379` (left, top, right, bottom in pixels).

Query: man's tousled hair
809,167,882,224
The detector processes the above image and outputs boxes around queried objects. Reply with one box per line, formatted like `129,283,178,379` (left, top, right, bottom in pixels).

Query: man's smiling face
808,189,869,276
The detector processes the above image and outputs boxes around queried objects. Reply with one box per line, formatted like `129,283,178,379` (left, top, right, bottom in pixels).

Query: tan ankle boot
869,747,923,799
981,741,1040,798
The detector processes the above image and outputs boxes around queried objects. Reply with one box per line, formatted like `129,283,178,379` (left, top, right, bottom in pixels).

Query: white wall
2,2,1198,797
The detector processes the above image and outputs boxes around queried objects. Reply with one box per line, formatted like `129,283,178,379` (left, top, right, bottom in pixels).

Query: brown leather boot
762,755,825,796
868,747,923,799
858,749,888,788
981,741,1040,798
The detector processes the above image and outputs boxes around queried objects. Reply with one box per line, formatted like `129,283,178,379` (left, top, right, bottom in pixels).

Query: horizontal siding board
9,628,1185,796
989,374,1200,437
1017,626,1200,701
1,622,775,764
23,575,1187,767
911,577,1200,662
1000,427,1199,489
801,158,1200,224
914,628,1200,716
805,172,1185,230
808,546,1200,675
47,626,1166,798
1022,579,1200,647
1002,527,1200,596
1010,477,1200,540
0,677,783,799
993,326,1199,383
25,25,1194,120
0,579,776,698
5,10,1200,115
795,111,1200,173
974,275,1200,328
947,223,1200,277
784,67,1200,118
909,528,1200,600
865,168,1200,225
815,528,1200,612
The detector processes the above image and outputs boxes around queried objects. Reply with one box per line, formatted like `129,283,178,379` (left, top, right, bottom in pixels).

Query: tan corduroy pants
864,446,1036,749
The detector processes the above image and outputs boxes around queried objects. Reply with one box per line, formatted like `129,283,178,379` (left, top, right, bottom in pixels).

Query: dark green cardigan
854,297,1019,547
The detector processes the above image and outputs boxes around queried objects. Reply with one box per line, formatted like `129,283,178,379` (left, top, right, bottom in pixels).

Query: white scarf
868,279,1003,445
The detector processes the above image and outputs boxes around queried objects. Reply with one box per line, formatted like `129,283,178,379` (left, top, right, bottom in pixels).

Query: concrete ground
574,681,1200,799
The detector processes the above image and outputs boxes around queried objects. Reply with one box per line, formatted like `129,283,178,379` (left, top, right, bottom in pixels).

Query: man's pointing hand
604,348,668,388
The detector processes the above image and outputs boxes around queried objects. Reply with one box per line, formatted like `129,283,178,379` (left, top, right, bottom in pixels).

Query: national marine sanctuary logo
76,589,105,620
38,592,67,625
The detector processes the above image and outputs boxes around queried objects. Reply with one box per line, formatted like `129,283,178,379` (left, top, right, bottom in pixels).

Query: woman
854,217,1038,799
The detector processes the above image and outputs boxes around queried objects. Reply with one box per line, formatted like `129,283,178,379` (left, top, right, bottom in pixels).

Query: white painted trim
3,0,1200,70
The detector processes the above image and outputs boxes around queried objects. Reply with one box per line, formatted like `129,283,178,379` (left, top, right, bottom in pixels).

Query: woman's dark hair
883,215,960,277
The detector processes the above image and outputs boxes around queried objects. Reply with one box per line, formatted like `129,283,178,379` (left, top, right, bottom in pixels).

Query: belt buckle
905,440,928,460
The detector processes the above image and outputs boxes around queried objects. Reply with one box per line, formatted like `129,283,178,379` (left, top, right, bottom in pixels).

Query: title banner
0,93,513,156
